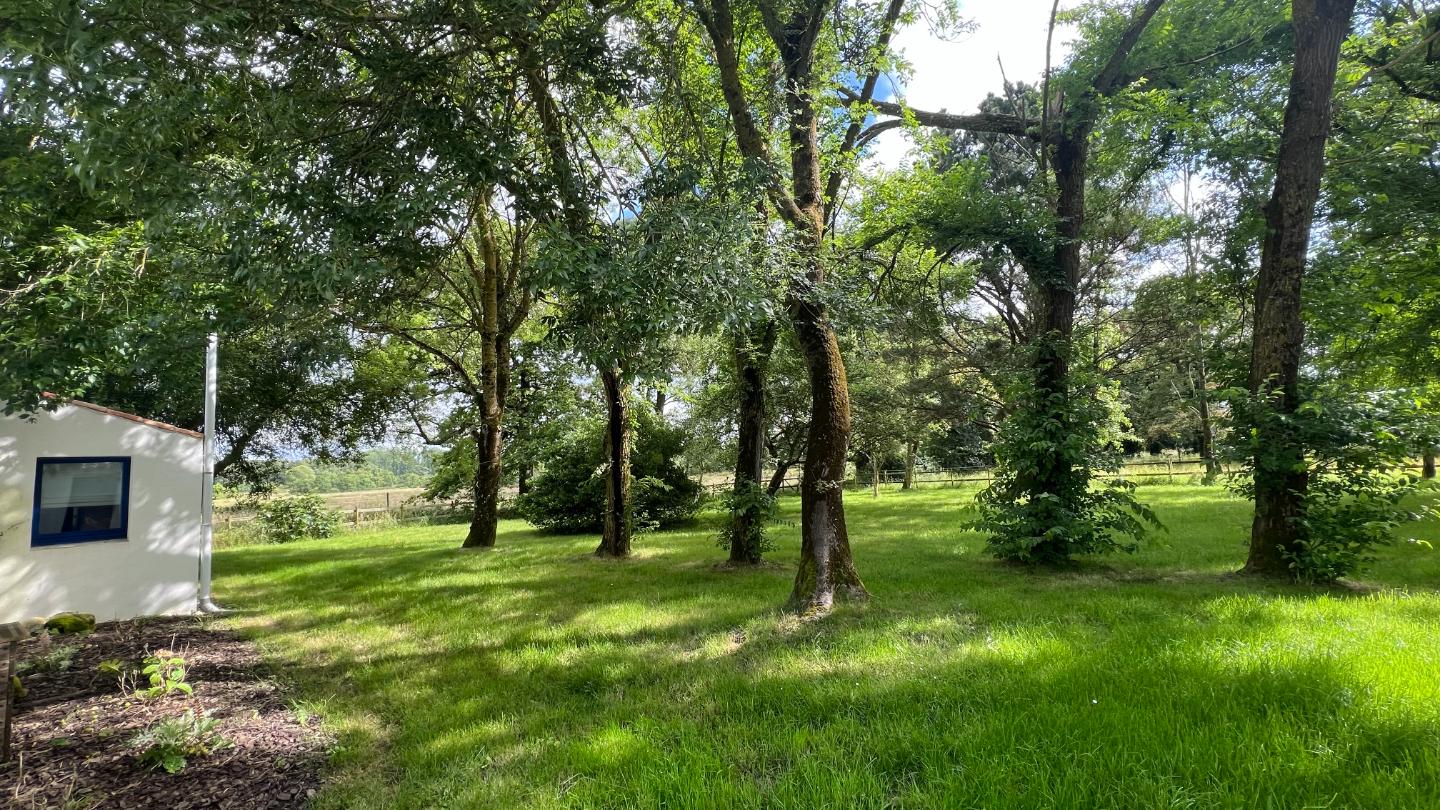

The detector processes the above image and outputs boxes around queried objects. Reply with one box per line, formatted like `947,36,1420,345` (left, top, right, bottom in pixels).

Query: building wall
0,405,203,623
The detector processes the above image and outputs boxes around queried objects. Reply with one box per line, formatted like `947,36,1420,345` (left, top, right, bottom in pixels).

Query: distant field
216,487,433,514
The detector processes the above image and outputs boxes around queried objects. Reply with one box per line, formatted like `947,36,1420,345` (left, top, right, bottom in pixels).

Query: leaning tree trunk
597,365,632,557
767,458,796,497
729,323,777,564
1242,0,1355,577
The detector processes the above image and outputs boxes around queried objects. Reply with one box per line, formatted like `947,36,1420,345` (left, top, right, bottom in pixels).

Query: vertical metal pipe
198,332,223,613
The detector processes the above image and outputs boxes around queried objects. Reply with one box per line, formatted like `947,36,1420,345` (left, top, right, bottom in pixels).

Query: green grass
216,485,1440,809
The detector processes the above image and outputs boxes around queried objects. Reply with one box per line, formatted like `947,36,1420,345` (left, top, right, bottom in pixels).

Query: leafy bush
131,709,229,774
255,495,340,543
976,355,1158,564
715,480,780,560
516,407,702,533
1226,389,1437,582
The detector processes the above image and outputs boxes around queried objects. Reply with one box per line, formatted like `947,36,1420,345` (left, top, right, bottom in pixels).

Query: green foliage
131,709,228,774
715,480,779,559
281,449,435,495
976,349,1159,564
255,495,340,544
17,643,79,676
139,653,193,699
1226,389,1438,582
516,407,702,533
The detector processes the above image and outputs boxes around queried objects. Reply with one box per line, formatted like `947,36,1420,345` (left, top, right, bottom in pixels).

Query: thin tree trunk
1422,447,1436,480
464,210,507,550
1196,361,1218,483
597,366,632,557
903,440,917,490
729,323,777,564
871,447,881,498
654,387,667,416
517,464,531,495
1243,0,1356,577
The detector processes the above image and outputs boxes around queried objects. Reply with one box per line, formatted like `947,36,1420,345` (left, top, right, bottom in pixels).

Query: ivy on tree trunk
1243,0,1357,577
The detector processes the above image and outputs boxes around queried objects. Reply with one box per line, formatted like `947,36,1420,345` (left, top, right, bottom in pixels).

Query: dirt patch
3,617,327,809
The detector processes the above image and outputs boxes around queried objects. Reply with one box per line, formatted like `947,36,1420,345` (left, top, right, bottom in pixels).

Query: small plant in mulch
137,651,194,699
131,708,231,774
16,642,79,676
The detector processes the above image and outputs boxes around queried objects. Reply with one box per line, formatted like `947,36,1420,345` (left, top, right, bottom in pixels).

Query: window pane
38,461,125,535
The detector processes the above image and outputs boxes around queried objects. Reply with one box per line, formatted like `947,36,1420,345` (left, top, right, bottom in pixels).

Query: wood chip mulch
3,617,329,810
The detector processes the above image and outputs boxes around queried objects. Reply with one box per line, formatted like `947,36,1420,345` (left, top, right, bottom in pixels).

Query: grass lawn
216,484,1440,809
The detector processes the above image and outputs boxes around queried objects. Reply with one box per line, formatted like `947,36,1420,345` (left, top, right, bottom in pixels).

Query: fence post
386,491,392,511
352,507,360,528
1167,461,1174,483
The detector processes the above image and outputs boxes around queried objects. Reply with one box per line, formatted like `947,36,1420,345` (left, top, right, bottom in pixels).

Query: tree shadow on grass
212,488,1440,807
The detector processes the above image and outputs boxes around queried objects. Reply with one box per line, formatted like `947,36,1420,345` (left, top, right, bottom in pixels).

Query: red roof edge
40,393,204,440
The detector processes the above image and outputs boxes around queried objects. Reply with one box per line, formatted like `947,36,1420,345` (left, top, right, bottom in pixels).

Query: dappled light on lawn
217,485,1440,808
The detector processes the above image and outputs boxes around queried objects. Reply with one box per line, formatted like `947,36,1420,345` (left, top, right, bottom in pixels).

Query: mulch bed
3,617,328,809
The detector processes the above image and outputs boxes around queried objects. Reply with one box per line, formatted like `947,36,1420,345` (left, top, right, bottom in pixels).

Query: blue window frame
32,457,131,546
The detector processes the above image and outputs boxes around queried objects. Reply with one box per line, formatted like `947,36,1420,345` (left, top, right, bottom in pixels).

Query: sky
869,0,1079,168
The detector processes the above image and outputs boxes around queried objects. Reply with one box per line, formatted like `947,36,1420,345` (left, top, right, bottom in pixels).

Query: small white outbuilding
0,400,204,624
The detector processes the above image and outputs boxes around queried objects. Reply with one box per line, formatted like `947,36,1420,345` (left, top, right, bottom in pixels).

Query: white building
0,400,204,623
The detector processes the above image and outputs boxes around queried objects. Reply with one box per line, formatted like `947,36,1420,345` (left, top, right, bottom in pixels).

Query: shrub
131,710,228,773
1226,388,1438,582
255,495,340,543
976,355,1158,565
714,480,779,559
516,407,702,533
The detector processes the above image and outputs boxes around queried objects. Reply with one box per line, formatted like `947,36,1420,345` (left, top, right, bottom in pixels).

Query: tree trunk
517,464,531,495
1422,447,1436,480
871,447,881,498
902,440,917,490
788,250,866,610
729,323,777,564
465,424,502,548
1012,124,1089,560
654,387,667,416
597,366,632,557
1242,0,1355,577
1197,383,1218,483
767,460,795,497
463,211,507,550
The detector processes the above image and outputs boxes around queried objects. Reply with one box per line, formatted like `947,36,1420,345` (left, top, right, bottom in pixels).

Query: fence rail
702,458,1433,494
217,498,465,532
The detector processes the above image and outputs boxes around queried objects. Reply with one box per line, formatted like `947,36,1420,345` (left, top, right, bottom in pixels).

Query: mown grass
216,484,1440,809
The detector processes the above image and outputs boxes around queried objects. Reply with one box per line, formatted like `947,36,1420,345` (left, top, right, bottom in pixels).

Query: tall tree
1241,0,1358,577
684,0,907,608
